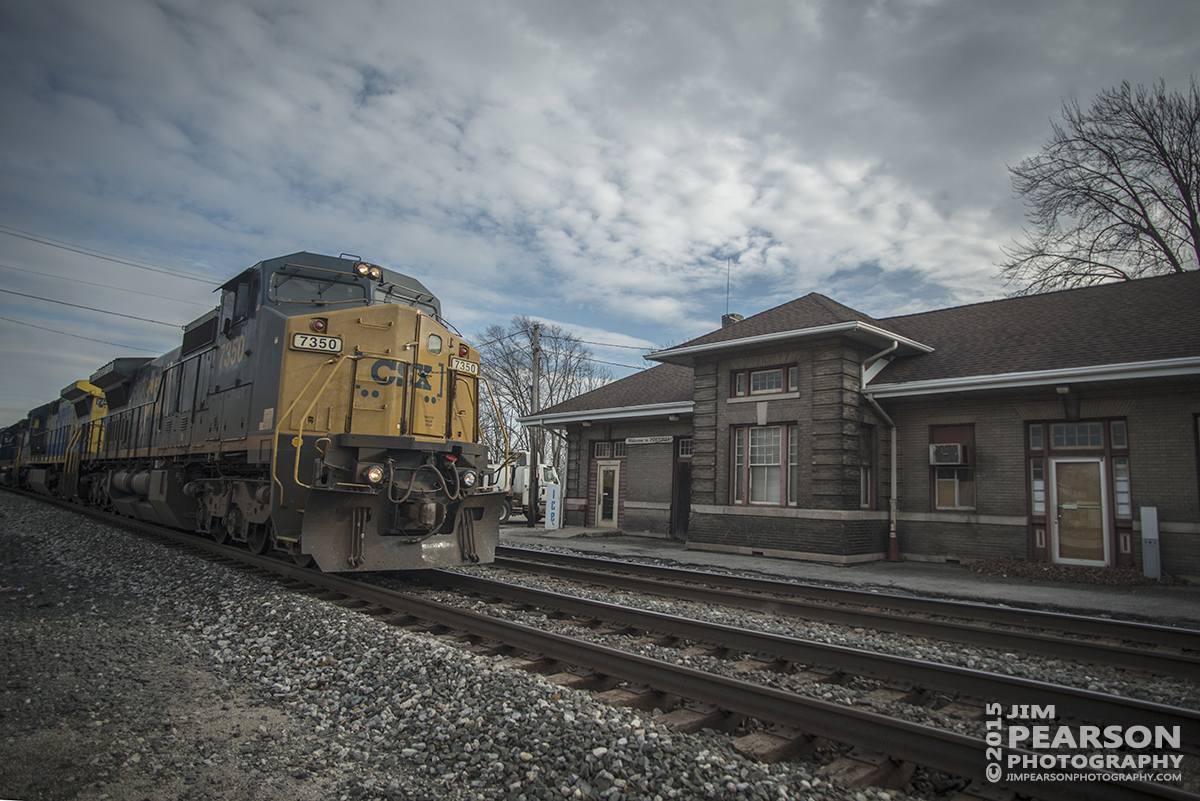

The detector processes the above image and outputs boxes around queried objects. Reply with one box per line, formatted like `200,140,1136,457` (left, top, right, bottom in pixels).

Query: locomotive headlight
310,318,327,333
363,465,385,484
354,262,383,280
460,469,478,489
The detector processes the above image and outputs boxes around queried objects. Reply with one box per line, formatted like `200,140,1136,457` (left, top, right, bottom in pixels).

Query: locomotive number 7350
291,333,343,353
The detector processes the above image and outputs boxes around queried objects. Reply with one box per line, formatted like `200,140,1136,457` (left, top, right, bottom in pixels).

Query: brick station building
524,271,1200,574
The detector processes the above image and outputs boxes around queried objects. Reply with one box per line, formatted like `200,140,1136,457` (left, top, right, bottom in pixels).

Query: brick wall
561,419,691,532
884,380,1200,570
687,509,888,560
625,441,674,503
705,340,879,508
898,520,1028,562
691,363,718,506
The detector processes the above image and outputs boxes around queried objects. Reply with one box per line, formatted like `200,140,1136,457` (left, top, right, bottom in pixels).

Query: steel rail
494,551,1200,680
497,547,1200,651
25,497,1194,801
424,570,1200,751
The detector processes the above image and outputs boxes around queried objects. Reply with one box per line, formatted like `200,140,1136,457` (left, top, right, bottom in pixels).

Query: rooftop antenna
726,257,731,314
721,258,744,328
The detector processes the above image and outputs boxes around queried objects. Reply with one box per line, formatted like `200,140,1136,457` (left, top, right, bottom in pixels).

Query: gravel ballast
1,493,902,801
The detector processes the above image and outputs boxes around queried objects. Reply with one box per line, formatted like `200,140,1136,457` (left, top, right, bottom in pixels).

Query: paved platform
499,524,1200,628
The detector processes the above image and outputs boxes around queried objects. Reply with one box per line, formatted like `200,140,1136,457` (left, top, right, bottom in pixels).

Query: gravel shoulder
0,493,888,801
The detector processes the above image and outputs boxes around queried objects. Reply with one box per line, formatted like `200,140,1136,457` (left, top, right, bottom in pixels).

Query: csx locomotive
0,252,503,570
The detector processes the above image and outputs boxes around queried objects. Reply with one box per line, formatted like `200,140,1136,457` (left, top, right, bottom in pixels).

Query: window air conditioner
930,443,969,466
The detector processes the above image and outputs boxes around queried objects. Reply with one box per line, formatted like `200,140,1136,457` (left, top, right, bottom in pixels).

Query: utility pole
527,323,540,529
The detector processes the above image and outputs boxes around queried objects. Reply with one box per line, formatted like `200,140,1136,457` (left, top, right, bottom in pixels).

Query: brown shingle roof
874,270,1200,385
534,362,694,416
674,292,892,349
534,271,1200,418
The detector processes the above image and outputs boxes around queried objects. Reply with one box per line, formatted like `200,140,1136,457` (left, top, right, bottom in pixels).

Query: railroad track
417,569,1200,754
494,547,1200,680
13,493,1198,801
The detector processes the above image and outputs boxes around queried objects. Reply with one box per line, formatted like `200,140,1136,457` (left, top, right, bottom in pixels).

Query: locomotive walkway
498,523,1200,627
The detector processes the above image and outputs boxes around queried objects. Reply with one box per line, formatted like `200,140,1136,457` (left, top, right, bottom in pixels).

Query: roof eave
520,400,694,427
647,321,933,366
865,356,1200,399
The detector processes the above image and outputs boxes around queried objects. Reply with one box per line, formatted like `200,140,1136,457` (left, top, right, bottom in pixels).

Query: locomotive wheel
212,526,229,546
247,522,270,555
292,553,314,568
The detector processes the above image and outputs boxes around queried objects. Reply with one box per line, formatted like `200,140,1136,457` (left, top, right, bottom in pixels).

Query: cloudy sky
1,0,1197,422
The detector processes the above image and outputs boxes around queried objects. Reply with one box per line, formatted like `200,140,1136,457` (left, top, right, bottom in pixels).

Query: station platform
498,523,1200,629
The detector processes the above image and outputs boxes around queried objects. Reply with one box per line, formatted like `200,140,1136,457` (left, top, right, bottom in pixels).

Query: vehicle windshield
272,270,366,305
373,283,439,317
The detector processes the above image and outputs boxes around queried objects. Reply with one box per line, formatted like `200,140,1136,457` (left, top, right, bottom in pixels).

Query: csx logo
370,360,403,386
369,360,433,389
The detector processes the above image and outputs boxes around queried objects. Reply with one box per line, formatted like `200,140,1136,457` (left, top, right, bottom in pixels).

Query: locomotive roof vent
90,358,152,391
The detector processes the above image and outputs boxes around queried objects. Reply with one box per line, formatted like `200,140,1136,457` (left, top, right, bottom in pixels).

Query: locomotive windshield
271,268,367,306
373,282,440,318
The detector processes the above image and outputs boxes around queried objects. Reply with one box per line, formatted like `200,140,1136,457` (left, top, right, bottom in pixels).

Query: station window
731,365,798,398
593,440,626,459
678,438,693,458
935,468,975,509
859,425,875,509
750,368,783,394
1113,458,1132,518
1030,458,1046,515
930,425,975,511
1050,422,1103,448
788,427,799,505
1111,421,1127,448
731,423,800,506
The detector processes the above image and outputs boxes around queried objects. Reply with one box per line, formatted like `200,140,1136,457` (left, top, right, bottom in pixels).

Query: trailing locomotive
0,252,503,571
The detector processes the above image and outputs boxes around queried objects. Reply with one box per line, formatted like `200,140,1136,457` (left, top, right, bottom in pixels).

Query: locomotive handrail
291,354,361,492
64,425,85,492
478,373,511,470
270,353,358,499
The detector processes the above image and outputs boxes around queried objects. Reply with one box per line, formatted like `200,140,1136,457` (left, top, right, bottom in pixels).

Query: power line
0,288,181,327
477,330,647,370
540,346,646,371
544,333,653,351
0,224,216,284
474,330,526,349
579,355,647,370
0,315,162,353
0,262,212,307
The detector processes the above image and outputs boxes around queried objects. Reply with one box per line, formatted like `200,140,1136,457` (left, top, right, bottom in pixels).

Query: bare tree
475,316,613,468
1000,78,1199,294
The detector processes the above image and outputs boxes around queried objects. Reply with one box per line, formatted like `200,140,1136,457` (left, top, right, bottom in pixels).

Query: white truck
483,451,559,524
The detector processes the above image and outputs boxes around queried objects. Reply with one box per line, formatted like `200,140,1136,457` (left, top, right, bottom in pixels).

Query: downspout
862,341,901,562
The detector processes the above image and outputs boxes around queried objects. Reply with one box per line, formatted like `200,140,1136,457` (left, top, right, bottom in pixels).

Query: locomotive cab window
219,271,261,334
230,274,260,326
271,268,367,306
